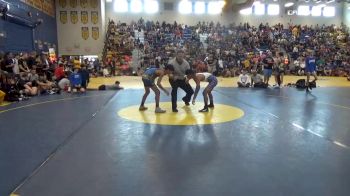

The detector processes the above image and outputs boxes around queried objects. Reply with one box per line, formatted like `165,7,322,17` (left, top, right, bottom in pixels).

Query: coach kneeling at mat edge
168,50,194,112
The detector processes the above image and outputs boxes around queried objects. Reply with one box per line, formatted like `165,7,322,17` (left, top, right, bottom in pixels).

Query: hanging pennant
92,27,99,40
70,11,78,24
91,11,98,24
58,0,66,8
69,0,77,8
80,0,88,8
60,11,67,24
81,27,89,40
81,11,88,24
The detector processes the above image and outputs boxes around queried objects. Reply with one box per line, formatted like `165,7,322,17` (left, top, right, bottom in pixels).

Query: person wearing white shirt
237,69,251,88
12,54,20,75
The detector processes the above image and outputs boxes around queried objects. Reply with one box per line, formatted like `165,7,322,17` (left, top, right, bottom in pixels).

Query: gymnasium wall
343,3,350,28
0,0,57,53
105,7,232,25
56,0,104,56
105,0,343,26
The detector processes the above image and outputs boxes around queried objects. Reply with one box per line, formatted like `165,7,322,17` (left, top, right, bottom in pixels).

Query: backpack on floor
296,79,316,89
309,81,316,88
296,79,306,89
98,85,106,90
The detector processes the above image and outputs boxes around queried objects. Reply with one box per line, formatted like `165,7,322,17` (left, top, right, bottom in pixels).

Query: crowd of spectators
105,18,350,83
2,19,350,104
0,52,94,102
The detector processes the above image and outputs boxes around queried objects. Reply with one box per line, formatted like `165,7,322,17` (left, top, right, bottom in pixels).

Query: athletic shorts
142,77,155,87
275,68,285,75
264,69,272,77
306,64,316,73
207,75,218,89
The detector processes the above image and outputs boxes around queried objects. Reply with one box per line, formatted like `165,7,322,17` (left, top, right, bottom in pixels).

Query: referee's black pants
170,79,194,110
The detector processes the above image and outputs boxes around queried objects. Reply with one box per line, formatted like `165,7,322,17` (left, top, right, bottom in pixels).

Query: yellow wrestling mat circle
0,102,11,107
118,102,244,125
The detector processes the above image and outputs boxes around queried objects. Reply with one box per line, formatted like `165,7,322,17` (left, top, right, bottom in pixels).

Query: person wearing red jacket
54,63,65,81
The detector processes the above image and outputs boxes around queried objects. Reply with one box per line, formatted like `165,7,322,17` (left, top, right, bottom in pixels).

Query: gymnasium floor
1,76,350,196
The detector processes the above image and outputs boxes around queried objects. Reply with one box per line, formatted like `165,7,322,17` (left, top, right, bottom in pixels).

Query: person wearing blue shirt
69,67,85,93
305,50,318,92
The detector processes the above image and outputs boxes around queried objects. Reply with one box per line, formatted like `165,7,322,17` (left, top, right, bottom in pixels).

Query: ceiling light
284,2,294,7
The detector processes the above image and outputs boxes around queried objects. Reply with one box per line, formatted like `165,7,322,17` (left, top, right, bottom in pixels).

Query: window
208,1,224,15
145,0,159,13
178,0,192,14
106,0,112,3
267,4,279,15
114,0,128,12
297,5,310,16
323,6,335,17
254,2,265,15
311,6,322,16
239,7,252,15
130,0,143,13
194,1,205,14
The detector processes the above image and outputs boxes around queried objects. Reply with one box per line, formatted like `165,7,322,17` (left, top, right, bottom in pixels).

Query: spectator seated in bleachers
237,69,251,88
69,67,85,93
68,67,85,93
18,73,38,96
58,73,70,91
251,69,267,88
54,63,65,81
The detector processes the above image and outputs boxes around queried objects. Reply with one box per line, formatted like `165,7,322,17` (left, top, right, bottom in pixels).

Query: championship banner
91,11,98,24
80,0,88,8
90,0,98,8
42,0,55,17
81,11,88,24
33,0,42,10
81,27,89,40
69,0,77,8
21,0,55,17
70,11,78,24
58,0,67,8
92,27,99,40
60,11,67,24
25,0,34,6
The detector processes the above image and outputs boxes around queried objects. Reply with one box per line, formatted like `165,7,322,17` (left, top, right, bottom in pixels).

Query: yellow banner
33,0,42,10
80,0,88,8
69,0,77,8
91,11,98,24
92,27,99,40
26,0,34,6
81,27,89,40
59,0,67,8
21,0,55,17
70,11,78,24
81,11,88,24
60,11,67,24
